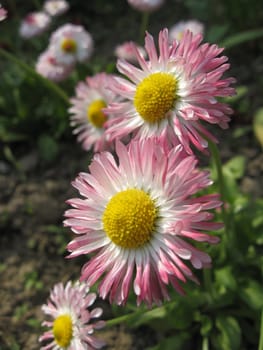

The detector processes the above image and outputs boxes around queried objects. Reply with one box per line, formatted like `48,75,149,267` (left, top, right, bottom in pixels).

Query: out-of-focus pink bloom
19,12,51,39
127,0,165,12
0,5,7,21
49,24,93,65
64,138,222,306
114,41,147,64
36,48,74,82
43,0,69,17
69,73,121,152
169,20,204,42
105,29,235,154
39,281,105,350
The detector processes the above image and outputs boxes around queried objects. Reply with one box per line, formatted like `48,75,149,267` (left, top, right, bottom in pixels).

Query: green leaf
253,107,263,148
223,155,246,180
239,280,263,310
146,334,190,350
220,28,263,49
37,134,59,162
215,266,237,291
215,316,241,350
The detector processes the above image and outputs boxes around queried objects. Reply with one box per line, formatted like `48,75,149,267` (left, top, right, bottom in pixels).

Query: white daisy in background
19,12,51,39
49,24,93,65
114,41,147,64
39,281,105,350
0,4,7,21
43,0,69,17
169,20,205,42
127,0,165,12
36,48,74,82
69,73,121,152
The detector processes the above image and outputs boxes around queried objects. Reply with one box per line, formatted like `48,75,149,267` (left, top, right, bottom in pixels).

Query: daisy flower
0,5,7,21
19,12,51,39
69,73,121,152
64,139,222,306
49,24,93,65
105,29,235,154
36,48,74,82
39,281,105,350
114,41,147,64
43,0,69,17
169,20,204,42
127,0,165,12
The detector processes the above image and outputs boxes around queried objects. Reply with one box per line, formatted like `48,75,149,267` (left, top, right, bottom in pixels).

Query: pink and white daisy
49,24,93,65
114,41,147,64
19,12,51,39
169,20,204,42
127,0,165,12
69,73,121,152
0,5,7,21
64,139,222,306
105,29,235,154
43,0,69,16
39,281,105,350
36,48,74,82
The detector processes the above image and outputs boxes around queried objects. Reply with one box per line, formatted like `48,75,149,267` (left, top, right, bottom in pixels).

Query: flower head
69,73,121,152
64,139,222,306
49,24,93,65
43,0,69,16
19,12,51,39
36,48,74,82
39,281,105,350
127,0,165,12
114,41,147,64
0,5,7,21
105,29,235,154
169,20,204,42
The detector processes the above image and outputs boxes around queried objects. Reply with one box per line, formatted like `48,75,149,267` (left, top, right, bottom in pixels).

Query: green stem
206,138,228,230
139,12,149,44
259,309,263,350
0,48,69,105
202,337,209,350
106,313,133,327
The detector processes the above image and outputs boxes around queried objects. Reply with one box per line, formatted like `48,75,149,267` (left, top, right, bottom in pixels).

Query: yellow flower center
61,38,77,53
87,99,107,128
102,189,157,249
134,72,178,123
52,314,73,348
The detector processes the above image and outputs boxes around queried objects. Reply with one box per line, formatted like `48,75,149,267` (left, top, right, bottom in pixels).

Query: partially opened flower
36,48,74,82
0,5,7,21
19,12,51,39
43,0,69,16
69,73,121,152
64,139,222,306
114,41,147,64
105,29,235,154
39,281,105,350
169,20,204,42
49,24,93,65
127,0,165,12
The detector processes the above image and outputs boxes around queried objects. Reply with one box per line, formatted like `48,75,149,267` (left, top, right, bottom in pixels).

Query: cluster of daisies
35,23,93,82
40,25,235,350
19,0,94,82
33,1,236,349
